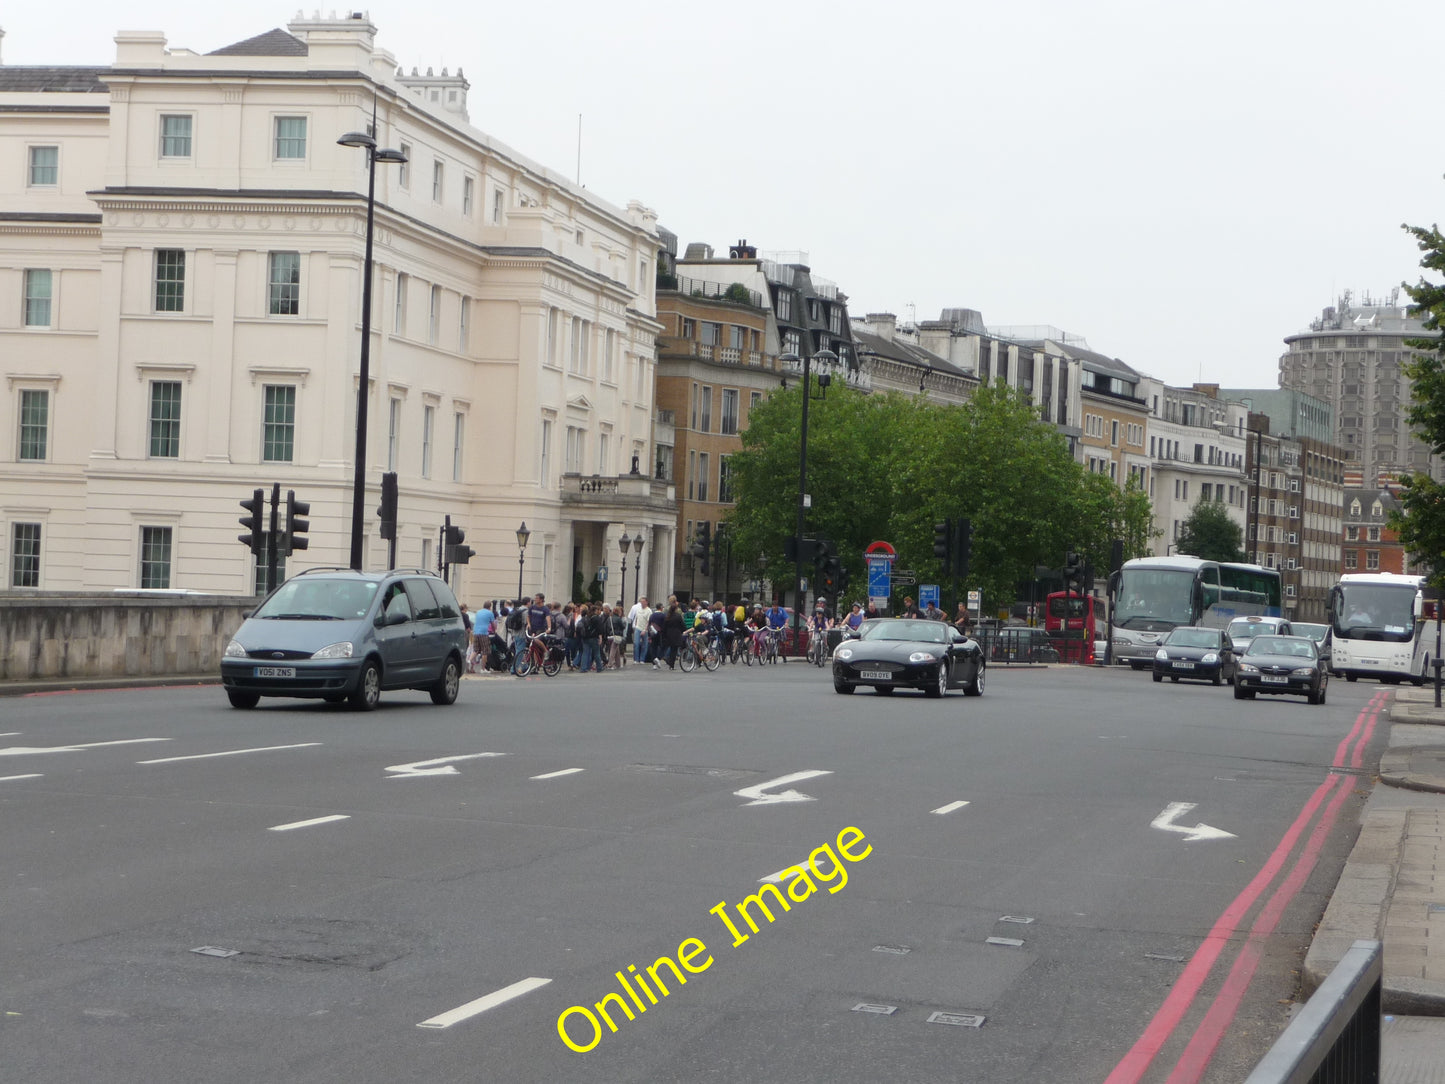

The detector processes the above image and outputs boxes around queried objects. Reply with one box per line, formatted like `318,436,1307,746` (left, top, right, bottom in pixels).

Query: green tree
1391,220,1445,586
1175,500,1245,561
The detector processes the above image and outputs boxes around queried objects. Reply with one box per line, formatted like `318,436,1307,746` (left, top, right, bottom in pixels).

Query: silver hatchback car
220,567,470,710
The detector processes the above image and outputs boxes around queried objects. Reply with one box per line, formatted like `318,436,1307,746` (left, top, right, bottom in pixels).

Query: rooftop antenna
906,301,916,326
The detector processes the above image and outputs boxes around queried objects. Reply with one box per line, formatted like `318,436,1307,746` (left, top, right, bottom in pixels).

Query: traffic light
955,518,973,581
693,522,711,576
821,555,841,595
238,488,264,557
281,490,310,555
836,564,851,597
1110,537,1126,574
444,524,475,564
377,471,398,540
933,519,953,576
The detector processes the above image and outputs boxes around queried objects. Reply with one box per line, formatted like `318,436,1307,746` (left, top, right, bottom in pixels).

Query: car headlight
311,641,355,660
1291,666,1316,677
1155,648,1169,661
224,639,247,658
835,647,853,661
1238,663,1259,674
908,651,937,664
1201,652,1219,664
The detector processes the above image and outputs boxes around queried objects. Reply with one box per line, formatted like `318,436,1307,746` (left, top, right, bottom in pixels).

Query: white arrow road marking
530,768,585,780
931,800,971,815
269,815,351,832
1151,801,1237,842
384,752,506,778
139,743,320,765
760,861,809,884
417,977,552,1029
1,774,43,782
734,769,833,807
0,738,170,757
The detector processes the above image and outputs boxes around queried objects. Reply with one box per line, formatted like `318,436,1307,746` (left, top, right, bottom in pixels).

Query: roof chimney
866,312,898,341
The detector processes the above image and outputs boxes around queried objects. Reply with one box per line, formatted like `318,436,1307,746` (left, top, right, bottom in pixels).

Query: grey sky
6,1,1441,388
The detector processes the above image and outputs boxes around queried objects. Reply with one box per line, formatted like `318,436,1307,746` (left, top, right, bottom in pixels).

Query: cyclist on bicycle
710,600,734,662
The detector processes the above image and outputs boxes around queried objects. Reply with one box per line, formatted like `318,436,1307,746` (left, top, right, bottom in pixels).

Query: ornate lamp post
337,123,407,570
779,348,835,641
618,532,632,609
632,533,645,604
516,522,531,601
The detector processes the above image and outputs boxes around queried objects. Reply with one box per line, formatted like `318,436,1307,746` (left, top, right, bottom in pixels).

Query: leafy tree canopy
1175,500,1245,562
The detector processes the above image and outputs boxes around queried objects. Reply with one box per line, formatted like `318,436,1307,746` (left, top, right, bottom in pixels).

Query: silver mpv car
220,568,470,710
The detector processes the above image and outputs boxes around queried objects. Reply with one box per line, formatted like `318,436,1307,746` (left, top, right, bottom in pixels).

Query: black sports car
832,619,985,697
1233,635,1328,705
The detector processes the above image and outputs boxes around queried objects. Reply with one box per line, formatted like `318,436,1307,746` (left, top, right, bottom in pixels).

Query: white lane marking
269,814,351,832
0,732,19,737
734,769,832,806
417,977,552,1029
1150,801,1237,843
530,768,585,780
0,774,43,782
931,800,971,815
385,752,506,778
760,861,808,884
0,738,170,757
138,743,321,765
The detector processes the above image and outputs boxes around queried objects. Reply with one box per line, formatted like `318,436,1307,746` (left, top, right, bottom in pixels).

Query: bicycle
513,631,548,676
757,626,787,667
807,626,830,667
679,630,721,673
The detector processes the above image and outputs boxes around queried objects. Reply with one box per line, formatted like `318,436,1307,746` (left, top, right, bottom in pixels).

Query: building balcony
560,472,676,513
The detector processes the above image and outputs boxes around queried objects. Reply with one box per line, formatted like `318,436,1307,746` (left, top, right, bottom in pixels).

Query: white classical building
0,15,675,602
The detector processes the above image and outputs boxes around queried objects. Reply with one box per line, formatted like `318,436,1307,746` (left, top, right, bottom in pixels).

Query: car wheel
227,689,260,709
1233,684,1254,700
429,656,461,705
1170,675,1180,683
926,664,947,699
964,666,985,697
1130,662,1145,671
875,686,895,696
1212,669,1222,687
350,661,381,711
1152,672,1163,683
834,678,856,695
1346,673,1358,682
1319,681,1327,705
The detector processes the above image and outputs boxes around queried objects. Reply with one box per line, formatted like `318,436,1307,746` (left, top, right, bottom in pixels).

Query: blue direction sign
867,558,892,597
920,584,940,609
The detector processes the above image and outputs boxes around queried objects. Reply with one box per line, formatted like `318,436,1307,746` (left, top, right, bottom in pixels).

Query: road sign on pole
920,585,940,609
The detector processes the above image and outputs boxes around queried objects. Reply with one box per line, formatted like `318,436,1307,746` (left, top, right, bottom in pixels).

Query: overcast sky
6,1,1442,388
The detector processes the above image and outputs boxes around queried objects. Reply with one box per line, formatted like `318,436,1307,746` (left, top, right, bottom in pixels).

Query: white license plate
1262,675,1288,684
255,666,296,678
1173,661,1195,670
860,670,892,680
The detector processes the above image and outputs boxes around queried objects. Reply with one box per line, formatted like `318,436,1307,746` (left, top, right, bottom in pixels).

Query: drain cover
191,946,240,959
852,1003,898,1015
927,1011,985,1027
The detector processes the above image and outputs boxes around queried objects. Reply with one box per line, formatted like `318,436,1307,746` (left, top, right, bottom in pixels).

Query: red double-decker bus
1044,590,1105,664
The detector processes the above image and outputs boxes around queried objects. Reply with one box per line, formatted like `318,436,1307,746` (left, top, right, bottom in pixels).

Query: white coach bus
1327,572,1431,684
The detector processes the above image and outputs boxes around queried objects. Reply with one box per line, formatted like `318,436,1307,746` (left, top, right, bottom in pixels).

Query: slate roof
851,325,971,380
0,67,110,92
207,29,308,57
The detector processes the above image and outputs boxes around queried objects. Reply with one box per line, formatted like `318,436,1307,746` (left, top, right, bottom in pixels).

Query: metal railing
1243,939,1380,1084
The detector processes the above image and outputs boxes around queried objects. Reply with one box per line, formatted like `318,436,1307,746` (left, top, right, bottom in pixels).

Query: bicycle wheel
702,646,720,672
542,652,562,677
679,646,697,673
743,642,754,666
513,652,533,676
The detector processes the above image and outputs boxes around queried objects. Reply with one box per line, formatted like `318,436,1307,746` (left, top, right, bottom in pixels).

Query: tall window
598,432,610,476
11,523,41,588
154,249,185,312
429,284,441,345
749,391,761,417
421,404,435,478
700,387,713,433
604,329,616,382
262,385,296,462
23,269,52,327
18,389,48,461
540,418,553,486
492,187,504,224
570,318,590,374
394,273,407,334
546,308,559,366
783,329,802,355
463,176,474,215
656,444,673,482
387,398,401,471
453,411,465,481
565,425,584,474
432,160,444,202
701,322,721,347
28,146,58,186
718,456,734,503
775,289,793,321
160,115,192,158
459,297,470,353
273,116,307,159
729,325,745,350
398,143,411,188
688,450,696,499
697,452,710,502
149,381,181,458
139,526,173,588
720,389,739,434
268,252,300,315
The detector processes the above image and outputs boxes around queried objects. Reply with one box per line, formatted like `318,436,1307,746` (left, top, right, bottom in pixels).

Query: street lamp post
618,532,632,609
1246,426,1262,564
516,522,531,602
338,123,407,570
780,349,835,643
632,533,645,604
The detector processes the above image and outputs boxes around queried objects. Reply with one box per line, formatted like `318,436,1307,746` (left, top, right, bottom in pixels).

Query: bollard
1433,656,1443,709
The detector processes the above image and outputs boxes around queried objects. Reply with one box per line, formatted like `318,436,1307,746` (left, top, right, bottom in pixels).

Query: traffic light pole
266,482,280,596
794,353,811,642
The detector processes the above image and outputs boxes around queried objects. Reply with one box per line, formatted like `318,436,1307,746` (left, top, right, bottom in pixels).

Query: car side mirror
385,610,409,626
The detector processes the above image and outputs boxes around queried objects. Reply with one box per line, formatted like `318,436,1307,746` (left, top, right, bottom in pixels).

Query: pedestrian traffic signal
694,522,711,576
238,488,265,557
955,518,973,581
933,519,953,575
377,471,398,541
1064,550,1080,579
281,490,310,555
444,524,475,564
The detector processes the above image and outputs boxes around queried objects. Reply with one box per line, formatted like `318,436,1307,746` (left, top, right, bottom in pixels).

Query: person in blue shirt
472,602,495,672
845,602,864,632
527,593,551,636
766,603,789,629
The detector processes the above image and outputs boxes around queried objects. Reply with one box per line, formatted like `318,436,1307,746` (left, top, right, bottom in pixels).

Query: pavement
1304,684,1445,1081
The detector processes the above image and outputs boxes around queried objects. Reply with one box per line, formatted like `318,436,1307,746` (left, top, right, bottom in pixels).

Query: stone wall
0,594,253,681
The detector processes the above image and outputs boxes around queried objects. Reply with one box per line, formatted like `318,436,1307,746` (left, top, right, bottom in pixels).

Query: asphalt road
0,660,1386,1082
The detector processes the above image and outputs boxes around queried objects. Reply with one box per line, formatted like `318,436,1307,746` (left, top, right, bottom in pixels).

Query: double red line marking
1106,689,1387,1084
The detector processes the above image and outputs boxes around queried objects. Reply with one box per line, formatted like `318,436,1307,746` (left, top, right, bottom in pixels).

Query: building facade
1342,486,1409,576
0,17,674,603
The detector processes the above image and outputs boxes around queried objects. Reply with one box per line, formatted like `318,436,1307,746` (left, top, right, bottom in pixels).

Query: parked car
1226,615,1293,654
1233,635,1328,705
220,567,469,710
988,625,1061,664
1152,626,1237,686
832,618,985,697
1291,622,1333,671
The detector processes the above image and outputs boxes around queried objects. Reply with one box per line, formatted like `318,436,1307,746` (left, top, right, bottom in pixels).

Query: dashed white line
138,743,321,765
269,814,351,832
760,861,808,884
931,801,971,815
530,768,585,780
417,977,552,1029
0,774,42,782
